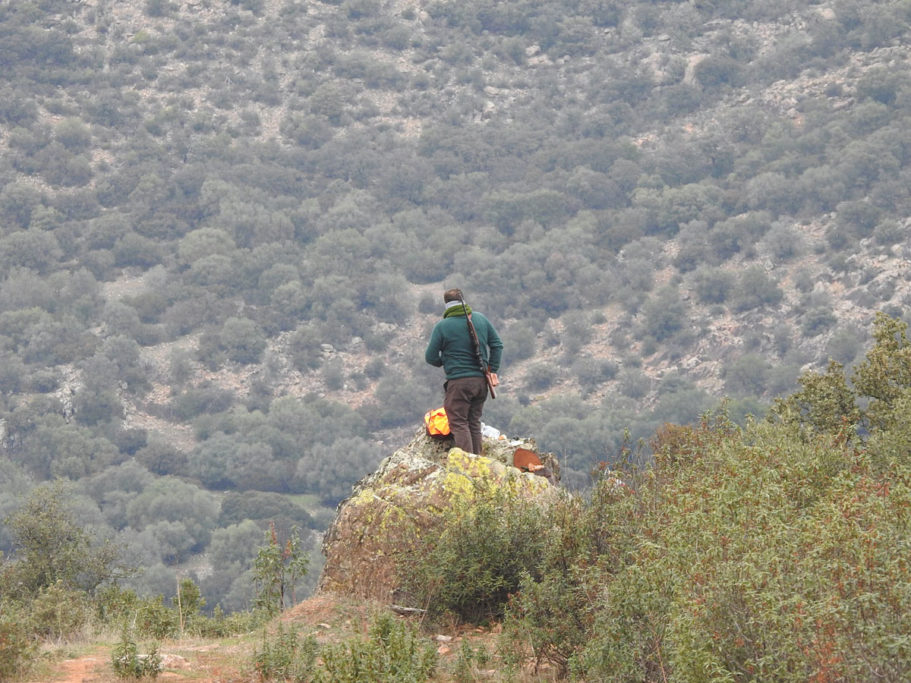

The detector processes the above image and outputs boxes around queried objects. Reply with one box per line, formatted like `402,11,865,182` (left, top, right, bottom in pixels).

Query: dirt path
54,654,103,683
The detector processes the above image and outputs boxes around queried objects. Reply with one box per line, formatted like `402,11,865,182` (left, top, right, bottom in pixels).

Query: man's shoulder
472,311,496,327
433,316,462,334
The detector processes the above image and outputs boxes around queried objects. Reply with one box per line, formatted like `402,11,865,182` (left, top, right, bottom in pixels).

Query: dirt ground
41,593,560,682
54,654,105,683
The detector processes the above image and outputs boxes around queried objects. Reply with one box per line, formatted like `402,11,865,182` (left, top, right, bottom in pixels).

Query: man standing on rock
425,288,503,455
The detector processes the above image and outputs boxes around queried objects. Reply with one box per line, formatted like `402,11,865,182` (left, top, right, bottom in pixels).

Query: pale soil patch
53,653,103,683
45,640,250,683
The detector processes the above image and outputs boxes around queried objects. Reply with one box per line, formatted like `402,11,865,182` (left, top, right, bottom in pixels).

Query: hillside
0,0,909,609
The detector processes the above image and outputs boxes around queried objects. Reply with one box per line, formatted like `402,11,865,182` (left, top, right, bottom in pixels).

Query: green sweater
424,309,503,380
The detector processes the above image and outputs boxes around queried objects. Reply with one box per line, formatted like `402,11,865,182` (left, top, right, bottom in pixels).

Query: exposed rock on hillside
317,429,559,603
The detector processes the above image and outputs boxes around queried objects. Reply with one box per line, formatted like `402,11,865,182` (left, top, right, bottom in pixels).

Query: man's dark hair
443,288,464,303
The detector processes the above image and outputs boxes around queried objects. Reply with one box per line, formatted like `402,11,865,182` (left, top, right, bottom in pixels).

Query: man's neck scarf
443,301,472,318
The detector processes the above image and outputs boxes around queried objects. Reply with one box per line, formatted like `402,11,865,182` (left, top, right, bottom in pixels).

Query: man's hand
489,372,499,387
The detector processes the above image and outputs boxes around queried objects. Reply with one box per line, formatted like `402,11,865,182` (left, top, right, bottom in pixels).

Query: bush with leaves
319,612,438,683
503,473,634,676
567,412,911,681
406,482,550,624
730,265,783,312
498,316,911,679
0,482,125,598
172,578,204,634
0,603,36,682
640,286,688,342
132,595,180,640
851,311,911,430
29,581,91,640
252,624,318,682
111,628,162,680
252,524,309,617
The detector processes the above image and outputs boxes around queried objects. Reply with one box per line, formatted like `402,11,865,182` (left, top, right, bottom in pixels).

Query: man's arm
485,319,504,373
424,325,444,367
482,318,503,392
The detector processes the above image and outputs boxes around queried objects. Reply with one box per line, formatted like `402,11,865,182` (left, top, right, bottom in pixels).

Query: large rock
317,429,559,603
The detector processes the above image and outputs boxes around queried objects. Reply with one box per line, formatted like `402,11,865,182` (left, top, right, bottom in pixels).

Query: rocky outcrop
317,429,559,603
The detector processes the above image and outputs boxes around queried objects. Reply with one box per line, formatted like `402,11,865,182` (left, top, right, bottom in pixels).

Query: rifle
457,292,497,399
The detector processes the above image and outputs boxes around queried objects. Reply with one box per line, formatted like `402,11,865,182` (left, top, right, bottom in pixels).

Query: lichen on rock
317,428,559,603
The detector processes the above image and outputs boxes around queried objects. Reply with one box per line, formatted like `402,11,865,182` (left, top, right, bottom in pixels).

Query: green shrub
29,581,90,640
406,483,549,624
450,639,491,683
523,362,559,392
692,266,735,304
0,605,36,681
252,525,309,617
801,306,837,337
252,624,318,682
495,326,911,679
219,317,267,364
111,628,162,679
194,606,263,638
2,482,123,597
134,595,179,640
95,585,142,625
569,415,911,681
730,266,784,312
251,615,435,682
319,613,437,682
502,473,636,676
172,578,204,633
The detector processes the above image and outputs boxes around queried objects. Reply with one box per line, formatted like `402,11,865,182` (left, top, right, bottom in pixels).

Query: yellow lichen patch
441,448,498,500
440,448,551,503
348,488,377,507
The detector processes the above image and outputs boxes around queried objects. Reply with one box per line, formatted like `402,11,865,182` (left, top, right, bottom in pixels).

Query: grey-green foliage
1,482,124,597
731,266,783,312
640,286,688,342
124,478,219,563
801,305,838,337
692,266,735,304
572,355,618,393
218,317,267,364
760,221,804,260
205,520,263,604
16,416,121,479
294,436,383,505
724,352,771,397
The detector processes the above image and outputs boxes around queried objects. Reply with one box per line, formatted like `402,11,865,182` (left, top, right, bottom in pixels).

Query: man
425,288,503,455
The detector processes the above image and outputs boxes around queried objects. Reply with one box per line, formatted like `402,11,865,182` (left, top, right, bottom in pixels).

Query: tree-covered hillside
1,0,910,608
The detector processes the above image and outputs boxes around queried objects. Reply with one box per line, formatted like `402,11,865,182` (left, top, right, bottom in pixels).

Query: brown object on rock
513,447,542,471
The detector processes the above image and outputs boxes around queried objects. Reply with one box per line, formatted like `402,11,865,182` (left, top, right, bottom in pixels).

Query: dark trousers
443,376,488,454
